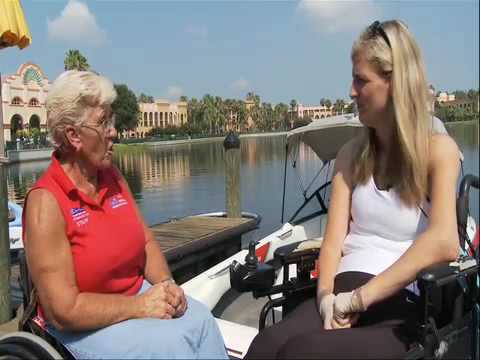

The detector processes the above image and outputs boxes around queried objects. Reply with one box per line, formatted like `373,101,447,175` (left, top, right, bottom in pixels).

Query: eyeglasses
99,113,116,131
368,21,391,48
80,114,116,135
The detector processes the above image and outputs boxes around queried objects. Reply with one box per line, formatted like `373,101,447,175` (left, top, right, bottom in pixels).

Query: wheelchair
230,174,479,360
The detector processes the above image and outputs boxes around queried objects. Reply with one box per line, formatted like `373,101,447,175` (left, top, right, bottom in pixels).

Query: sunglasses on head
368,21,391,48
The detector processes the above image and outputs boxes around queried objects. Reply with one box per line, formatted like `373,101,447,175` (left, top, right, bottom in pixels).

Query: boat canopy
286,113,462,162
286,114,363,163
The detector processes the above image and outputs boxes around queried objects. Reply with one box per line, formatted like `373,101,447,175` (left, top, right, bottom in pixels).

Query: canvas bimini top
286,113,462,163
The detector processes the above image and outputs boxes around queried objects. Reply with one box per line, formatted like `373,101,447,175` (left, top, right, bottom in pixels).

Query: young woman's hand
317,293,335,329
332,289,365,328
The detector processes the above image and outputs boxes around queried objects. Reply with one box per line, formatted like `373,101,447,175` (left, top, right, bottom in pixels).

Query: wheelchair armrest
417,257,478,289
273,240,320,265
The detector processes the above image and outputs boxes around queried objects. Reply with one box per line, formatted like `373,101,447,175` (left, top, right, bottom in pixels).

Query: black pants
245,272,419,359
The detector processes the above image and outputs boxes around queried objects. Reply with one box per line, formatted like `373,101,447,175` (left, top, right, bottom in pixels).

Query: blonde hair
46,71,117,153
351,20,432,206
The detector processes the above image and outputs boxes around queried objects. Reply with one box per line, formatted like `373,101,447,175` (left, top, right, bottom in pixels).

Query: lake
6,122,479,242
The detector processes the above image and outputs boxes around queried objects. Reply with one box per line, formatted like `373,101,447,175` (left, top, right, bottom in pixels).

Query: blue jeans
47,281,228,359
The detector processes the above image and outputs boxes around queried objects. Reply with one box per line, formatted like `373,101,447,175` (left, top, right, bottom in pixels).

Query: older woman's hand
137,283,177,319
165,281,188,318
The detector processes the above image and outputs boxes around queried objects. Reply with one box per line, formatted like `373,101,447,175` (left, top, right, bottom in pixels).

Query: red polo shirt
23,152,146,296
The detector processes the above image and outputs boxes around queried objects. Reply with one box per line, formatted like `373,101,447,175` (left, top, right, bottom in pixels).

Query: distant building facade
435,90,477,113
437,98,476,113
289,102,351,120
295,104,333,119
436,92,456,103
124,100,188,138
1,63,50,144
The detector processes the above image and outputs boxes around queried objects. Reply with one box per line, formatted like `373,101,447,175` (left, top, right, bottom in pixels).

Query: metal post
0,162,11,323
281,143,288,224
0,70,11,323
0,72,5,157
224,131,241,218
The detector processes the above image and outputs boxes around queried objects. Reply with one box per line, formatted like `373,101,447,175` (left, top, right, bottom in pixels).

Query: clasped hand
139,281,188,320
318,289,366,330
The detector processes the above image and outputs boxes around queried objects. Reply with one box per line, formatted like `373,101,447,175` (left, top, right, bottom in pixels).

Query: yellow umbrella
0,0,31,49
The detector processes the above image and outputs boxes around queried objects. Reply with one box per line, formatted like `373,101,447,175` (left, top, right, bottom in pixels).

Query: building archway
11,114,24,138
29,114,41,129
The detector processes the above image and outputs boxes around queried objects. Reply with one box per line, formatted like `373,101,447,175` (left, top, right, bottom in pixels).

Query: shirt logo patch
71,207,89,226
111,195,128,209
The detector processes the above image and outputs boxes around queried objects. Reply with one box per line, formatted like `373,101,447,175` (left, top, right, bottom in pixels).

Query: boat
8,201,24,254
181,114,365,357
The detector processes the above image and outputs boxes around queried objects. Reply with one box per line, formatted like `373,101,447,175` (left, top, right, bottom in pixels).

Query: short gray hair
46,71,117,151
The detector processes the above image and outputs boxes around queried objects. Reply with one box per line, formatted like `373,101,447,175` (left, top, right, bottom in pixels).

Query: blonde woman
246,20,460,359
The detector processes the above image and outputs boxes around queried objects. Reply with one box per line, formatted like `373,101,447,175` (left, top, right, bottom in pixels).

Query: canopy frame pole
280,142,288,224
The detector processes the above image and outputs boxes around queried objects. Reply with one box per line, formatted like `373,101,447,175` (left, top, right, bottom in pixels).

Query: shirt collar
49,151,118,207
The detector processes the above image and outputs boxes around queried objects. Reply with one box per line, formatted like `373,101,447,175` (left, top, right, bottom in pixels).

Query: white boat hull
8,202,24,253
182,213,328,358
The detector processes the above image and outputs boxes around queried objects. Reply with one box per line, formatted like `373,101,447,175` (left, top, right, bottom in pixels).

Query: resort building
225,98,256,133
434,89,477,113
123,99,188,138
295,104,333,119
0,63,50,149
436,92,456,103
289,101,351,121
437,98,476,113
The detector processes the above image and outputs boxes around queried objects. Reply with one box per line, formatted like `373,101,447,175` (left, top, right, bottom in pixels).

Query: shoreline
114,131,287,148
444,119,478,126
2,132,288,164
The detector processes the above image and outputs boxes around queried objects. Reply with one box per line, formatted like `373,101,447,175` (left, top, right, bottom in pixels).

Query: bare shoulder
335,137,361,171
429,134,461,166
25,189,66,245
26,188,63,221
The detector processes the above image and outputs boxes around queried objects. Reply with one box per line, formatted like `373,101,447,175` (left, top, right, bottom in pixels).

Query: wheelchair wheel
0,331,62,359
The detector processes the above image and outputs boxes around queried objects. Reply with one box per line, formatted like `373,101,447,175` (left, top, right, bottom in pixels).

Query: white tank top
337,176,430,277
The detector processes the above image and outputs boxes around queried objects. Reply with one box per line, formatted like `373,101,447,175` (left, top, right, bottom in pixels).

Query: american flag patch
71,207,89,226
71,207,88,220
111,195,128,209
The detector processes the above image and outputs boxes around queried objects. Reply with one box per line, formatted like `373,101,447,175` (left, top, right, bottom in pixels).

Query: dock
0,214,258,335
152,215,258,283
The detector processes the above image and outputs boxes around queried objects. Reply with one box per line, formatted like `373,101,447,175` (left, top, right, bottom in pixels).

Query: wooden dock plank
149,216,256,261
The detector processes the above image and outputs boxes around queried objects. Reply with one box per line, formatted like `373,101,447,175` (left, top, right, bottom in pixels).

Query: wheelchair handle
459,174,479,198
457,174,479,251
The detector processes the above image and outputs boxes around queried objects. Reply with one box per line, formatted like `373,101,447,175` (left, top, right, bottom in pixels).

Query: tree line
63,49,478,139
434,89,479,123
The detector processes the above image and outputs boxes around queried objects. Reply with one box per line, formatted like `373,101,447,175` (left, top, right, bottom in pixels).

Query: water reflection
6,123,479,239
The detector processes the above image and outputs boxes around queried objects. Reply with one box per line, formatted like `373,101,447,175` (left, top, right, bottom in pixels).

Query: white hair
46,71,117,152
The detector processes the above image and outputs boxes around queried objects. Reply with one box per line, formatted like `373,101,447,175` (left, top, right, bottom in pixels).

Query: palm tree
64,49,90,71
289,99,297,130
274,103,289,130
325,99,332,109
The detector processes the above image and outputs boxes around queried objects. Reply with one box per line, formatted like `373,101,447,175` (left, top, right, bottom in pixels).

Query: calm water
6,122,480,241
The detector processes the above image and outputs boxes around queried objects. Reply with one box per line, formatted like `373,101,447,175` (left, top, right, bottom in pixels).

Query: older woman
246,20,460,359
23,71,228,359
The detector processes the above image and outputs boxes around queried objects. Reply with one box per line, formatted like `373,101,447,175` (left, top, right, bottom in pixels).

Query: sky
1,0,479,105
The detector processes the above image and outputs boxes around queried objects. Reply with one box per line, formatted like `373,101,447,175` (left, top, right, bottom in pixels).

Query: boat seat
215,318,258,359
